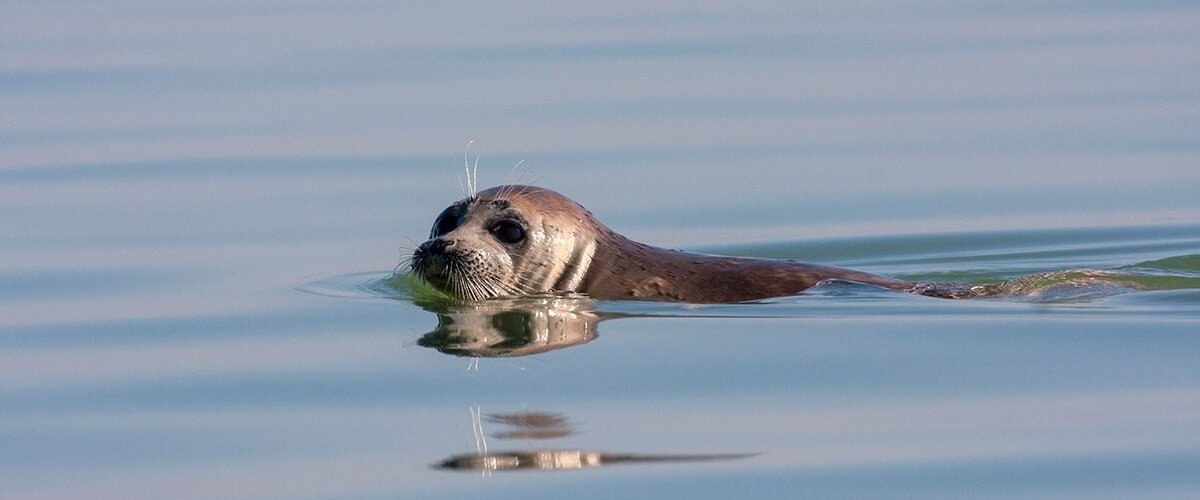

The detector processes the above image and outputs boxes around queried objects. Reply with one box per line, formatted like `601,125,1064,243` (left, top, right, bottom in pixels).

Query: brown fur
420,185,914,303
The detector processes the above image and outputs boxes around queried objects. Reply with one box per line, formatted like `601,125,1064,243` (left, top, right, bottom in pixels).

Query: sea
3,2,1199,499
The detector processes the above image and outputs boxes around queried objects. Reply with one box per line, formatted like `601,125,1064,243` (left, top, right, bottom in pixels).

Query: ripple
293,270,404,300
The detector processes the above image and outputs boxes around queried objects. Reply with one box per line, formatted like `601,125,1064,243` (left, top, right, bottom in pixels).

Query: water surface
3,2,1200,499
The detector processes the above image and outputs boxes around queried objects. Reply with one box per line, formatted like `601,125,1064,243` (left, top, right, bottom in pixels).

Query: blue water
3,2,1200,499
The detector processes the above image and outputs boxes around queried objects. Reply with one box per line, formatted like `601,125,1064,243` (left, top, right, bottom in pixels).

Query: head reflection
436,407,755,473
416,296,603,357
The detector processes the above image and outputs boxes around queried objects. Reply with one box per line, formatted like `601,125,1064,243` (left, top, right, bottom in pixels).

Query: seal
409,184,917,303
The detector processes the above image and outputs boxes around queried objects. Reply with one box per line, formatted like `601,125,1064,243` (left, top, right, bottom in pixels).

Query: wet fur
412,185,915,303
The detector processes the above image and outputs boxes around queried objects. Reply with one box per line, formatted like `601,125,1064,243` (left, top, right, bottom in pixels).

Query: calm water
4,2,1200,499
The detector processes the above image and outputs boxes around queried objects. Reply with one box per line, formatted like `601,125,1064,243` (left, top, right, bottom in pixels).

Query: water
4,2,1200,499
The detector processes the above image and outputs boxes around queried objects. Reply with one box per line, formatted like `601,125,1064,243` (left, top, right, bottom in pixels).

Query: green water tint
381,272,446,301
1126,254,1200,274
905,269,1191,301
903,254,1200,300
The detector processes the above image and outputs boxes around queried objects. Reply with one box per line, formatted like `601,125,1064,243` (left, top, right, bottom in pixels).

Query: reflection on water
438,450,756,473
415,296,607,358
486,412,574,439
438,407,755,473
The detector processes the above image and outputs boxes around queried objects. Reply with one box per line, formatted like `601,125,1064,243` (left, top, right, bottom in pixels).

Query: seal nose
426,238,455,255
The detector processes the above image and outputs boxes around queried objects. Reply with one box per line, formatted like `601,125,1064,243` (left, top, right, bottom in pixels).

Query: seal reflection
436,407,756,473
415,296,607,358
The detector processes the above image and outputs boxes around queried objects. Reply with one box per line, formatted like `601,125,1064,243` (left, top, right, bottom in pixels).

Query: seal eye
490,221,525,244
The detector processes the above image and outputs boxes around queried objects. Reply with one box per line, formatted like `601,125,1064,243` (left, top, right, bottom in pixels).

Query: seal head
411,185,600,301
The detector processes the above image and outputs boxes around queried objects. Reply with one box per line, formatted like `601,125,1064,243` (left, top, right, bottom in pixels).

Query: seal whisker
524,175,548,190
461,266,500,301
395,241,418,275
509,167,536,200
507,184,543,202
452,266,475,300
501,160,528,199
395,255,415,275
457,268,482,300
462,140,477,198
455,174,466,198
471,152,481,197
481,269,515,299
